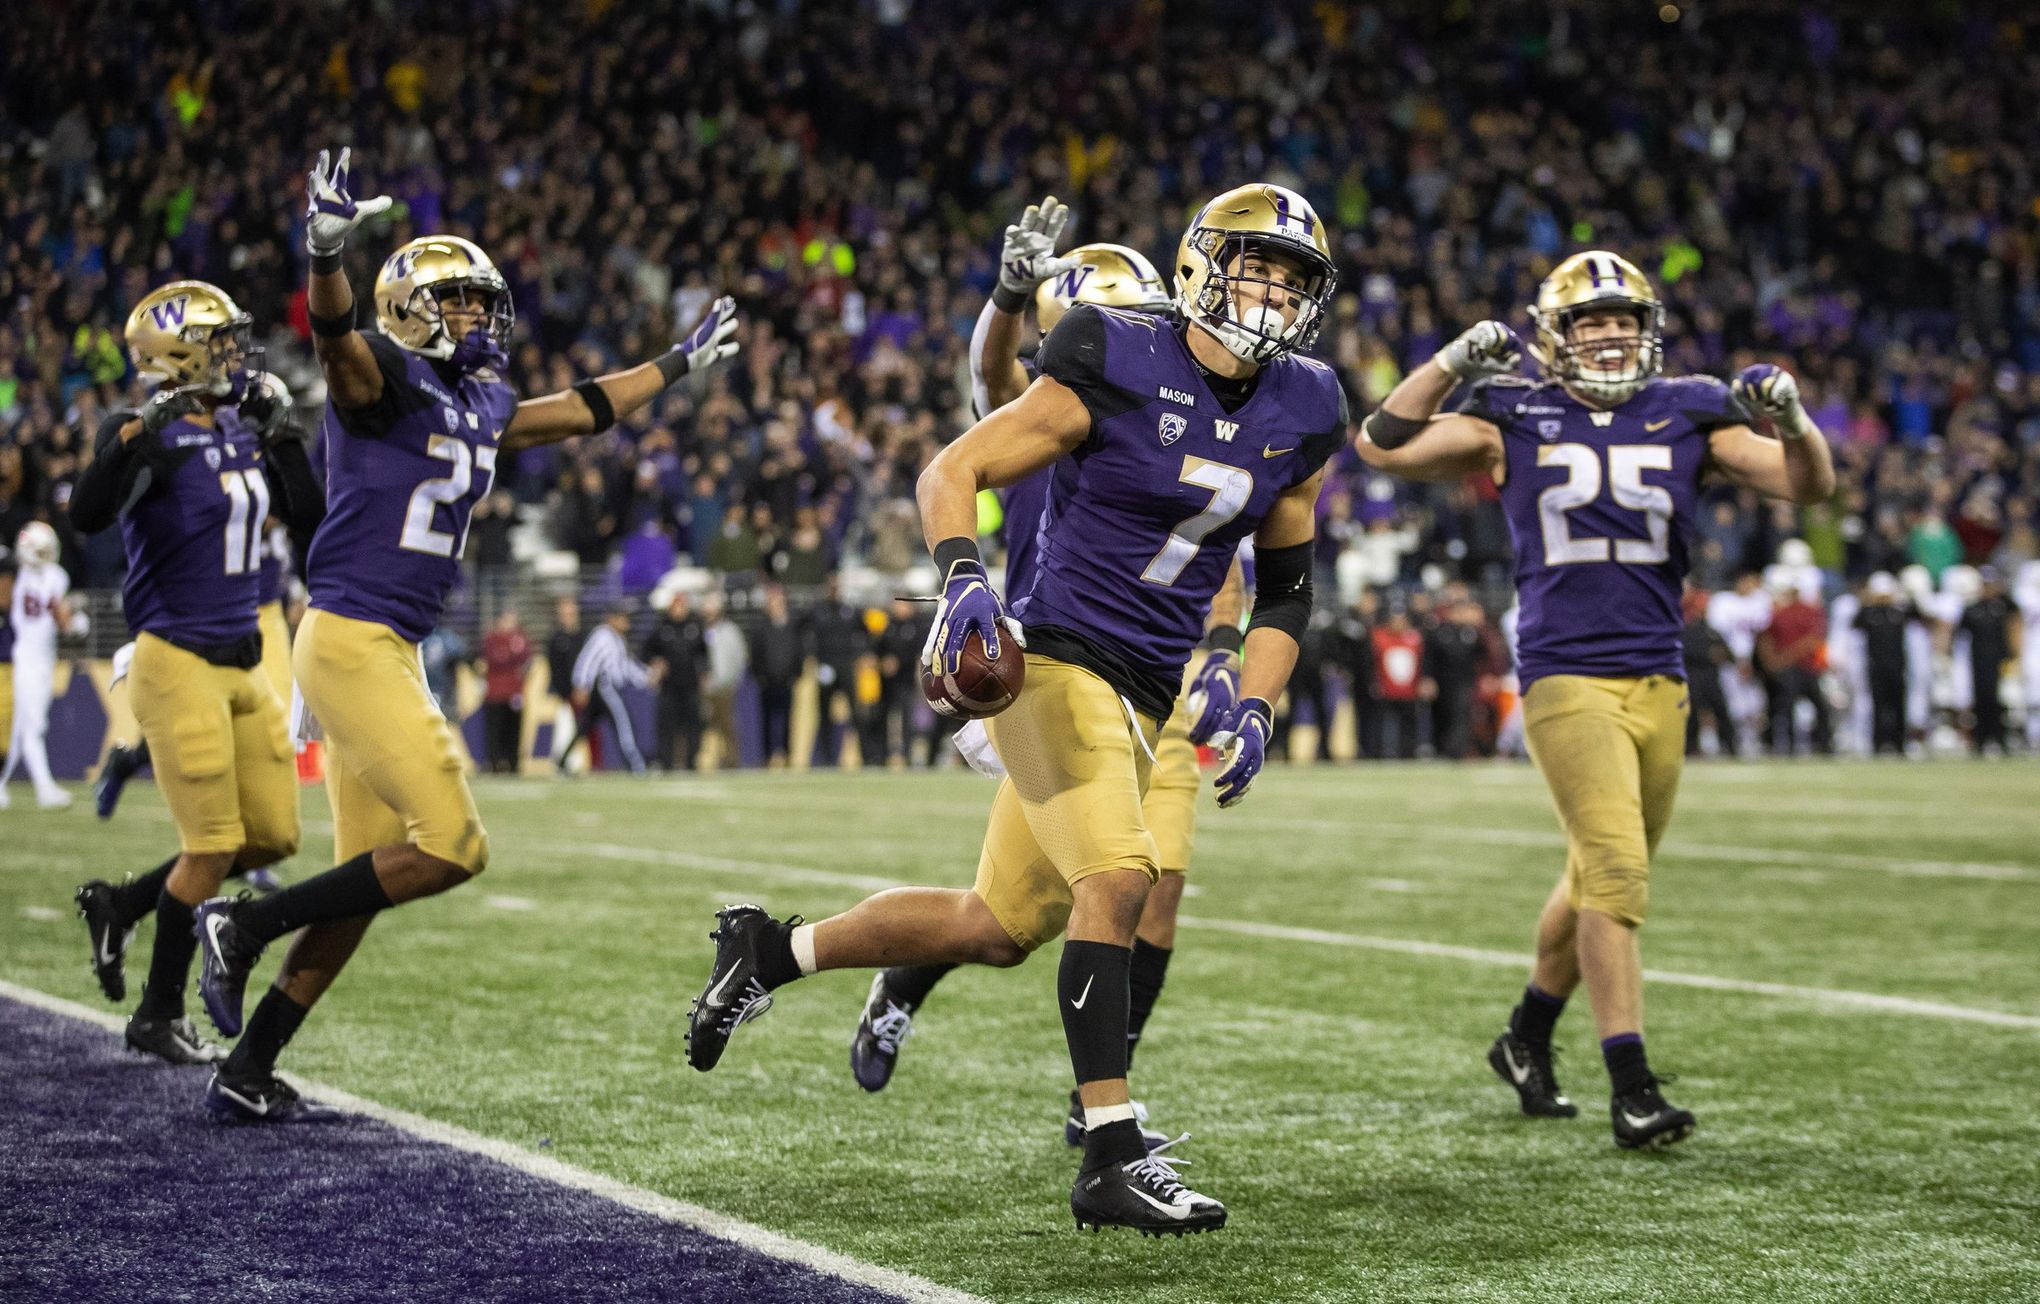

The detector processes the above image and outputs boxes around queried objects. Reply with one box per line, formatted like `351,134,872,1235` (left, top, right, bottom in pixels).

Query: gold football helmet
374,235,514,360
124,280,260,397
1034,243,1171,333
1173,183,1336,364
1529,251,1664,405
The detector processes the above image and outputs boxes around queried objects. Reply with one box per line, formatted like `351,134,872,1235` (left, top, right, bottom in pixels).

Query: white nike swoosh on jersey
704,964,741,1007
1502,1043,1532,1085
1621,1110,1663,1129
1129,1188,1192,1219
1070,974,1095,1011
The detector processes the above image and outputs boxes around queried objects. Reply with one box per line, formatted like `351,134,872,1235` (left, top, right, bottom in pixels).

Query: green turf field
5,759,2038,1303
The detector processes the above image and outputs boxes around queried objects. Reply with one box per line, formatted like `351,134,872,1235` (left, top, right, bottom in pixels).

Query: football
922,631,1025,719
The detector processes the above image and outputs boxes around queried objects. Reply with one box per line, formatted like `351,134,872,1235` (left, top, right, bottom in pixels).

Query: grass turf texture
4,759,2038,1303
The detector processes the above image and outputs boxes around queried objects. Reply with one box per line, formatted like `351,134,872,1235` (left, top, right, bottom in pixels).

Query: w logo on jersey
1051,265,1095,300
148,297,190,331
1158,413,1188,446
1215,419,1239,443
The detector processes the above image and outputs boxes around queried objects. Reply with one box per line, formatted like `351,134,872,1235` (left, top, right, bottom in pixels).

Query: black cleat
205,1068,346,1124
1488,1029,1579,1118
685,905,792,1072
125,1015,224,1065
1070,1137,1227,1236
1063,1090,1170,1152
1611,1075,1696,1150
75,880,135,1002
94,742,146,820
193,896,265,1038
850,971,917,1092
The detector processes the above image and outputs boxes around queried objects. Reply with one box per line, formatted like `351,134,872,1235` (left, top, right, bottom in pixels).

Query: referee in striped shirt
569,603,661,775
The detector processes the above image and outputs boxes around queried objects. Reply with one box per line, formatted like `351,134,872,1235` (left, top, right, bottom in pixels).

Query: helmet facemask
1186,233,1334,365
199,316,264,401
1534,301,1664,406
409,276,515,368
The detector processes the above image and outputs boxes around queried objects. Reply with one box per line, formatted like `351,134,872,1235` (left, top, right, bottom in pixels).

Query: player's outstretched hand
1184,649,1240,745
305,147,393,257
673,296,741,377
1733,363,1814,439
1206,696,1274,808
997,196,1083,298
922,557,1024,678
1435,320,1522,380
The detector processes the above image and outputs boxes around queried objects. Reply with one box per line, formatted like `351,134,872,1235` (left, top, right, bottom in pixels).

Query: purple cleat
193,897,264,1038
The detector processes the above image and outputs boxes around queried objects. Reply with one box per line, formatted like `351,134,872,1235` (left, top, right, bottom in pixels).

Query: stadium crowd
3,0,2038,765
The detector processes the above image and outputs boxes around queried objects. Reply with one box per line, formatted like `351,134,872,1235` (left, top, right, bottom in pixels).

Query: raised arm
1354,321,1514,482
1707,365,1837,505
303,148,395,410
504,297,741,450
969,196,1080,416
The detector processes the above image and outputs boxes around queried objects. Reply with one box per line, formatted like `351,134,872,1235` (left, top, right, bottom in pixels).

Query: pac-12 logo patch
205,447,222,469
1158,412,1188,445
1538,419,1562,441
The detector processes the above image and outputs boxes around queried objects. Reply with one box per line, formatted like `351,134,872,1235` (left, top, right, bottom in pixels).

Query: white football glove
1434,321,1522,380
997,196,1082,298
305,147,394,258
1732,364,1815,439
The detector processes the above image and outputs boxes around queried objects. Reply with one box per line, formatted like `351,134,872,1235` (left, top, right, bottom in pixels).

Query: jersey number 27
401,425,499,558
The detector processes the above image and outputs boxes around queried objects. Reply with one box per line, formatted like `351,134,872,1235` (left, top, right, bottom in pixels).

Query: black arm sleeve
261,437,327,542
68,412,153,534
1246,539,1314,643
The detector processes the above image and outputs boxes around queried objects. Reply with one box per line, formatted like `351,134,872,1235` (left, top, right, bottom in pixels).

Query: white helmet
1898,565,1934,604
1778,538,1814,569
15,521,58,567
1942,564,1981,604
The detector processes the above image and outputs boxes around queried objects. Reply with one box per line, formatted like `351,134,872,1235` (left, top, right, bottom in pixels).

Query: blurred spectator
1961,569,2019,755
748,587,803,769
571,604,656,776
644,589,707,773
479,610,532,774
804,576,873,768
1272,611,1334,762
1372,607,1424,760
546,596,586,768
701,593,748,771
1424,594,1491,761
421,626,467,723
876,598,927,767
1682,587,1736,757
1760,586,1833,756
1852,573,1910,756
1332,593,1380,759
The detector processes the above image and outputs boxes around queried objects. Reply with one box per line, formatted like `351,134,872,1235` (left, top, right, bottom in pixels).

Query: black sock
1510,983,1567,1047
112,856,177,929
883,963,956,1009
1059,940,1132,1085
754,919,804,990
1124,939,1172,1070
1601,1033,1651,1095
134,889,197,1021
1082,1117,1147,1172
224,988,310,1078
235,853,391,944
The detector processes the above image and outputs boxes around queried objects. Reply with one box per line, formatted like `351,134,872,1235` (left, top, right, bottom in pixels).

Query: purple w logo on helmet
1585,257,1627,289
148,298,190,331
1272,193,1315,238
1053,265,1094,299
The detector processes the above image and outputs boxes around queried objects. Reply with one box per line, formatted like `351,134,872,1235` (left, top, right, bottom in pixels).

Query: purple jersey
308,333,516,642
257,529,286,606
118,410,270,647
1466,374,1749,689
1019,303,1345,715
987,357,1056,599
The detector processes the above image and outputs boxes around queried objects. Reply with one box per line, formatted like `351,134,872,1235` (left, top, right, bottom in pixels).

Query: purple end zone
0,995,906,1304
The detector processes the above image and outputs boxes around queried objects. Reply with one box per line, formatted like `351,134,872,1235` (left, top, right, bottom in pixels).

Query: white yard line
0,979,988,1304
513,836,2040,1032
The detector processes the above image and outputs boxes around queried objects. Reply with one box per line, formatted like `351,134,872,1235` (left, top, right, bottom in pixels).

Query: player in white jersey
1826,583,1870,756
2017,562,2040,751
2,522,76,809
1705,571,1771,754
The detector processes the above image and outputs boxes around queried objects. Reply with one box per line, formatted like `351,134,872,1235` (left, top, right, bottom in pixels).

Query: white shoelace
1123,1133,1197,1204
869,1001,915,1055
715,978,775,1034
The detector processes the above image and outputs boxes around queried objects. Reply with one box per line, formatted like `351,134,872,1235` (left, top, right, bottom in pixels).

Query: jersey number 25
1536,444,1671,566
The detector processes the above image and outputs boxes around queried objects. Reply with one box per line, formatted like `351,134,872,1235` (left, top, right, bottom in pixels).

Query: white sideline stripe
482,894,537,912
515,836,2040,1033
1173,917,2040,1031
0,980,987,1304
20,905,65,922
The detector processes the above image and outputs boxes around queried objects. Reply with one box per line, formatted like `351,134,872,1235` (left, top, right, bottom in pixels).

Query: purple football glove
1184,649,1240,745
305,148,393,258
671,295,741,377
922,557,1024,678
1206,696,1273,808
1732,363,1813,439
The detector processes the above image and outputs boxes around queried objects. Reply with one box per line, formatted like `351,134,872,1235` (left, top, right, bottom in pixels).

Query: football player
1355,251,1835,1149
1,521,75,810
189,147,740,1122
851,200,1248,1157
687,184,1347,1235
67,281,325,1063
